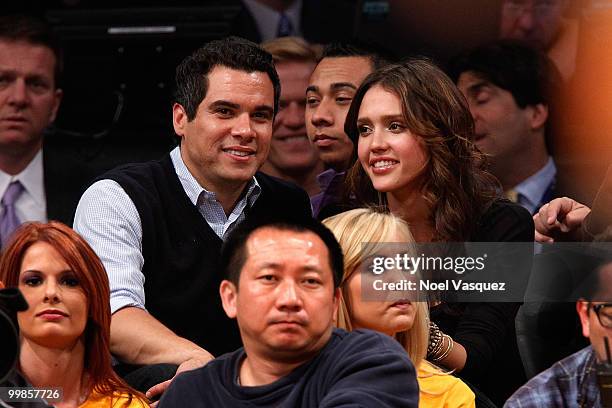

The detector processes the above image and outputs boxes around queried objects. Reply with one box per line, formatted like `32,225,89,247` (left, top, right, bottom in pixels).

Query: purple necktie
1,180,24,246
277,13,293,37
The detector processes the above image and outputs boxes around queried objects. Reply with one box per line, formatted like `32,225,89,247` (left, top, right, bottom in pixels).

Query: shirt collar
0,149,45,206
316,168,344,192
242,0,302,41
515,157,556,211
170,146,261,208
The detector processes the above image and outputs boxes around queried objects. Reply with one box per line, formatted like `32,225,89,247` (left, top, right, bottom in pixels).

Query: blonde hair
322,208,429,368
261,36,322,63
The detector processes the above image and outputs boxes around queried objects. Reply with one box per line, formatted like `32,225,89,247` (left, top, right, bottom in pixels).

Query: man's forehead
203,65,275,109
207,65,273,88
458,71,491,89
459,71,514,98
310,56,373,89
0,40,56,72
245,227,329,263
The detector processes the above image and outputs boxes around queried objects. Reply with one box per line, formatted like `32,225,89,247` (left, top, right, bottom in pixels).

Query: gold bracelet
432,334,454,362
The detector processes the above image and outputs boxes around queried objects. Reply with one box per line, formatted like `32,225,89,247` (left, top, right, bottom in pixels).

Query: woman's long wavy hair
0,221,147,406
323,208,429,368
345,58,499,242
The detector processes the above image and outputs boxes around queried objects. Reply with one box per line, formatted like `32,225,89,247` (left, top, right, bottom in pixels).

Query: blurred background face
305,56,373,170
265,60,321,175
17,241,87,349
499,0,568,50
222,227,338,361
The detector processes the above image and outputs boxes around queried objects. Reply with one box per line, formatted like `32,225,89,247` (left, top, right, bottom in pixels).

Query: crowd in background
0,1,611,407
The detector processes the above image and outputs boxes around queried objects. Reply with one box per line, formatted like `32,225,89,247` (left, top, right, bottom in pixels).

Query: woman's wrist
427,321,454,362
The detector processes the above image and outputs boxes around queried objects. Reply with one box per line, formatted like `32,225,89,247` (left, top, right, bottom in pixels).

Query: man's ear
49,88,63,123
528,103,548,131
577,300,591,339
172,103,188,137
220,280,238,319
332,287,340,322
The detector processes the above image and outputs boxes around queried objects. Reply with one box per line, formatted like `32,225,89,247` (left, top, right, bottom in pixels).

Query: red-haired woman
0,221,148,407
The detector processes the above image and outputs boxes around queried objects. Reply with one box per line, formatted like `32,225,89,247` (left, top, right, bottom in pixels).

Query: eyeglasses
592,303,612,329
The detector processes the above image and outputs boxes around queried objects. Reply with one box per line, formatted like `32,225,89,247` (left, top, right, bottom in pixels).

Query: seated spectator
449,40,561,215
0,15,95,248
323,208,476,408
158,217,419,407
260,36,323,197
73,37,311,398
0,221,148,407
344,59,534,404
506,257,612,407
306,43,386,218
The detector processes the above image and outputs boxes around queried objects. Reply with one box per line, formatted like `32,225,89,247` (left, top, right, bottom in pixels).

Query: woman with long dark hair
344,59,534,404
0,222,148,407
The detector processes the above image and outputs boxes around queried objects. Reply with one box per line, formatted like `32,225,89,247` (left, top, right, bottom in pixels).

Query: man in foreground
158,218,418,407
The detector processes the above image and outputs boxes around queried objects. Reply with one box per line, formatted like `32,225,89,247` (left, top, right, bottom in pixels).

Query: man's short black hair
174,36,281,121
579,251,612,302
0,14,63,87
448,40,560,109
320,41,392,71
220,216,344,289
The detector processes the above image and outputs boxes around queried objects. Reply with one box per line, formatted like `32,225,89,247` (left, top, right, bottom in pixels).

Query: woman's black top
430,199,534,406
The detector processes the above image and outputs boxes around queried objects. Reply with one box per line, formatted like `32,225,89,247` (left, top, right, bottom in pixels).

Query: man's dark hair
579,251,612,302
174,36,281,121
448,40,560,109
220,216,344,289
320,41,391,71
0,14,63,87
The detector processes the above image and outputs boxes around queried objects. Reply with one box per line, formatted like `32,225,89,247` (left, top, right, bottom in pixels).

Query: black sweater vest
102,154,312,356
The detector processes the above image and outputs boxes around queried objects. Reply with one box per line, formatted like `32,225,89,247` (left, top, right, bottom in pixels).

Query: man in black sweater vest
158,218,419,408
73,37,312,400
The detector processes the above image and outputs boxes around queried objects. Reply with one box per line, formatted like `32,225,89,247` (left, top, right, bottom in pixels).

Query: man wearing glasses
506,260,612,407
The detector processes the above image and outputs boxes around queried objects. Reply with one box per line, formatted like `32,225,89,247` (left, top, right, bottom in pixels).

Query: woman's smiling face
357,85,428,196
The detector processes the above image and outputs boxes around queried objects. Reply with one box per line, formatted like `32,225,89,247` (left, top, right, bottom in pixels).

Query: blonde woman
324,208,475,408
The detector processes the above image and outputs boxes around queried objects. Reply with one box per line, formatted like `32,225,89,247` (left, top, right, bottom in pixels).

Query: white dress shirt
0,149,47,224
73,147,260,314
515,157,557,215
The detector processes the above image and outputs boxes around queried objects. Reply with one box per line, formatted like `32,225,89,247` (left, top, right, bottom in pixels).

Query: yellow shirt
417,364,475,408
80,390,149,408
